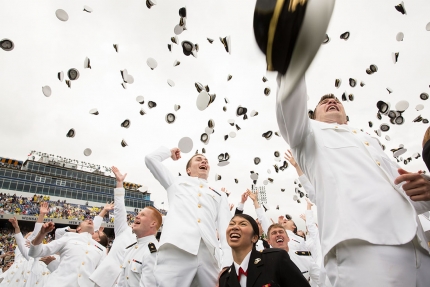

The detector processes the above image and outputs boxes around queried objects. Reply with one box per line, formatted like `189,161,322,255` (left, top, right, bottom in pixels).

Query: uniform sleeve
29,235,67,258
47,257,60,272
235,203,244,215
114,187,129,237
298,174,316,204
93,216,103,232
309,259,323,287
217,193,233,268
55,226,70,240
28,222,43,242
276,75,311,149
145,146,175,190
13,233,30,261
255,207,271,236
139,251,157,287
276,251,311,287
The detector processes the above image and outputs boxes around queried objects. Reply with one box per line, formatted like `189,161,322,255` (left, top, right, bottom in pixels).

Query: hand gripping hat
253,0,335,101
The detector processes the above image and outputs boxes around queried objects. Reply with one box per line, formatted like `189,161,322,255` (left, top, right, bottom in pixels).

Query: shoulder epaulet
148,242,157,253
295,251,312,256
125,242,137,249
209,187,221,196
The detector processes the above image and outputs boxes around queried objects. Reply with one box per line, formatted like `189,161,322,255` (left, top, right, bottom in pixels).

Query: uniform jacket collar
225,249,264,287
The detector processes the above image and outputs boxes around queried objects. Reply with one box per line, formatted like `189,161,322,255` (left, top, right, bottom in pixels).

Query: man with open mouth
145,146,232,287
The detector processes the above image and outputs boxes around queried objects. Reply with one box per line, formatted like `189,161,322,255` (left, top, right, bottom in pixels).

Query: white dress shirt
145,146,233,268
121,235,158,287
233,250,251,287
276,75,430,258
29,232,106,287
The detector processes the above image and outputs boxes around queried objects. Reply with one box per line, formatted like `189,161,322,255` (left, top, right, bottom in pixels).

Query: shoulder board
295,251,312,256
209,187,221,196
125,242,137,249
148,242,157,253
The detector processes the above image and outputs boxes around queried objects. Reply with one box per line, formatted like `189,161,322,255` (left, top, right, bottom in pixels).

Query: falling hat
207,38,214,44
219,36,231,54
264,87,271,96
340,31,350,40
146,0,157,9
42,86,52,97
349,78,356,87
250,110,259,117
236,106,248,116
84,57,91,69
173,60,181,67
323,34,330,44
395,100,409,112
83,148,92,156
89,108,99,115
67,68,80,80
215,174,222,181
166,113,176,124
140,109,146,116
392,52,399,63
380,123,390,132
167,44,172,52
208,119,215,128
179,7,187,17
377,101,390,115
181,41,195,56
121,119,131,128
178,137,193,153
148,101,157,108
121,140,128,147
136,96,144,104
416,104,424,111
227,75,232,81
66,129,75,138
253,0,335,102
83,5,93,13
55,9,69,21
0,39,14,51
254,157,261,165
58,71,64,82
147,58,158,70
262,131,272,140
171,36,179,44
396,32,404,41
420,93,429,100
113,44,119,52
395,2,406,15
262,76,268,82
174,104,181,111
335,78,341,88
167,79,175,87
200,133,209,143
392,147,407,157
196,91,216,111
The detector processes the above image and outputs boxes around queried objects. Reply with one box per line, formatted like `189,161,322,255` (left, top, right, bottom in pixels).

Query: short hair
185,154,205,175
267,223,286,236
312,94,339,120
145,206,162,230
423,127,430,148
98,231,108,247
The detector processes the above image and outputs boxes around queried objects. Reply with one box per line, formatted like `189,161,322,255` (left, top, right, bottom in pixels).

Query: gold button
128,260,130,263
198,193,201,197
134,268,136,270
120,265,123,268
85,251,88,254
197,218,201,223
353,130,357,134
82,262,85,265
335,126,338,129
78,274,81,277
376,161,381,166
198,204,201,208
88,242,90,245
127,277,129,280
16,279,19,282
199,184,203,188
135,246,138,249
364,142,369,146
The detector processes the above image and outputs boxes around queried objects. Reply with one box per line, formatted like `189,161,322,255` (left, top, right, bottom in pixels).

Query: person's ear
186,168,191,175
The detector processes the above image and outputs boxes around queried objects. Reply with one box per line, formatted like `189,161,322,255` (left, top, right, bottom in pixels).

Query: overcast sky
1,0,429,230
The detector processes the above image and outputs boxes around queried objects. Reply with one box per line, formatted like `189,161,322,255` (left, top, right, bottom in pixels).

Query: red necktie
237,267,248,281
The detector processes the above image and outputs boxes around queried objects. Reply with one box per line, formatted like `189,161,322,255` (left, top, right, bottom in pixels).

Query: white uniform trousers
325,238,430,287
154,239,219,287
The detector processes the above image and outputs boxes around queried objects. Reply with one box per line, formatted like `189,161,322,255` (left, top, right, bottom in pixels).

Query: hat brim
274,0,335,103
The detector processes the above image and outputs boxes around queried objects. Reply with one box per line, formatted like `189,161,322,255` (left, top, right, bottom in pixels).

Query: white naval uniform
90,187,136,287
145,146,233,287
276,75,430,286
121,235,158,287
289,250,321,286
29,232,106,287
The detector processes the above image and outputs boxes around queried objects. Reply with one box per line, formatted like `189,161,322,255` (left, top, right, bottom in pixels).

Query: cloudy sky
1,0,429,229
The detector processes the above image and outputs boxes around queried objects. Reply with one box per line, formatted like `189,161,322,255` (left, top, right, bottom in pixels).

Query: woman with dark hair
219,214,309,287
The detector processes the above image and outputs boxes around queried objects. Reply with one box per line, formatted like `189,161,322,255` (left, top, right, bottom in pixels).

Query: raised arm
247,190,271,235
112,166,130,237
29,222,65,258
276,76,310,148
94,201,114,232
28,201,50,242
217,192,233,269
235,191,248,215
145,146,177,190
9,217,30,261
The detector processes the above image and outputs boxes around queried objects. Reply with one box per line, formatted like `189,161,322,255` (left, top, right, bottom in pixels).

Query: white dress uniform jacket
90,188,136,287
276,75,430,258
121,235,158,287
29,232,106,287
289,251,321,285
145,146,233,268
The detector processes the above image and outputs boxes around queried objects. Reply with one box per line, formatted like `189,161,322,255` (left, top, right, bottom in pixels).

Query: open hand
112,166,127,183
39,202,49,215
8,217,19,229
284,150,298,167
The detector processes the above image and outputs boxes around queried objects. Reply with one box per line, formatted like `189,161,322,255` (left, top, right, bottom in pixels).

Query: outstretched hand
278,215,285,224
8,217,19,229
103,201,114,211
299,213,306,222
284,150,298,167
112,166,127,183
171,148,181,161
39,202,49,215
246,189,258,202
395,168,430,201
240,191,248,204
